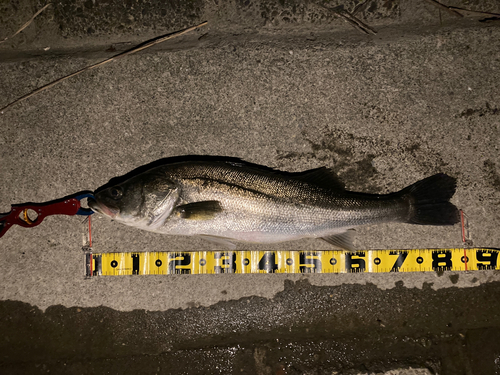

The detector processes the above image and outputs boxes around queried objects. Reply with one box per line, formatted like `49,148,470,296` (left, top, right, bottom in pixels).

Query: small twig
335,8,377,35
316,4,377,35
0,21,208,113
423,0,500,19
0,3,52,45
422,0,463,18
448,7,500,18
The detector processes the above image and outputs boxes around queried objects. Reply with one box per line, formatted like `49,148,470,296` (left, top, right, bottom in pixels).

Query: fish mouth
88,198,118,218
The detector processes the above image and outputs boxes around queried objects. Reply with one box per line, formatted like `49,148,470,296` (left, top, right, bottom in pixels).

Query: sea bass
88,159,459,250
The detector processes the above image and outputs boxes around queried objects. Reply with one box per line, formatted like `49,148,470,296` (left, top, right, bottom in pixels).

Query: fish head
89,170,179,230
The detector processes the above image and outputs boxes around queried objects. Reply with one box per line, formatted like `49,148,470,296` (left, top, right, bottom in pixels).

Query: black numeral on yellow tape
214,252,237,274
132,254,140,275
259,252,278,273
476,250,498,270
390,251,408,272
168,253,191,274
299,252,322,273
346,252,366,273
84,248,499,277
432,250,453,271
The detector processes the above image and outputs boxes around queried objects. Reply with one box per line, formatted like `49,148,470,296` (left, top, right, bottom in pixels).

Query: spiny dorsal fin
321,230,355,251
295,167,345,190
176,201,222,220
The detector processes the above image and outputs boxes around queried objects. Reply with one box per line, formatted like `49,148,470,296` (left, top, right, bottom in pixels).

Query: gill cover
140,171,180,229
95,170,179,229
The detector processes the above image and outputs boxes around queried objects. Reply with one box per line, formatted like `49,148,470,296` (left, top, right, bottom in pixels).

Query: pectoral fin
321,230,355,251
176,201,223,220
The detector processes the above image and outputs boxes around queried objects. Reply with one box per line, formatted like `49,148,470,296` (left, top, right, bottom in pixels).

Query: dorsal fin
294,167,345,190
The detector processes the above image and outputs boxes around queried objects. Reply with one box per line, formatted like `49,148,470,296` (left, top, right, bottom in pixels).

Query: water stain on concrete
484,160,500,191
458,103,499,118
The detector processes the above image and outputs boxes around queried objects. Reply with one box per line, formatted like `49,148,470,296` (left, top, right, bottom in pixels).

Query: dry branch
0,21,208,113
0,3,52,45
314,3,377,35
449,7,500,18
422,0,463,17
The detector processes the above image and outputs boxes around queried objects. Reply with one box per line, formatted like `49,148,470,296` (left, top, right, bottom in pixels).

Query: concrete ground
1,0,500,373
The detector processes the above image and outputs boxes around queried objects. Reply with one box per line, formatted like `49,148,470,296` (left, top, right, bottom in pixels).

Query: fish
88,159,460,250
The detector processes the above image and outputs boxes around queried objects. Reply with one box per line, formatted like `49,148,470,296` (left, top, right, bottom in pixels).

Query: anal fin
321,230,355,251
199,235,237,250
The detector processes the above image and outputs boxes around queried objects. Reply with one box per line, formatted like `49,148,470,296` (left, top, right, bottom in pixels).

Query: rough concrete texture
1,0,500,373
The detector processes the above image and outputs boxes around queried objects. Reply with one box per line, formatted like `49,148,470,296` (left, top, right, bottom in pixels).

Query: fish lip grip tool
0,192,94,238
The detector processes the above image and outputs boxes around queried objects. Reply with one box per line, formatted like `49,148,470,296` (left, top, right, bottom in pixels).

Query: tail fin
400,174,460,225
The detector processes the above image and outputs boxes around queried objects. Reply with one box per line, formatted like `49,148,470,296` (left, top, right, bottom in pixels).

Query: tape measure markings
84,248,499,277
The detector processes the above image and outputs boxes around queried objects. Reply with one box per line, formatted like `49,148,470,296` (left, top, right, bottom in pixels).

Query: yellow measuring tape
84,248,499,277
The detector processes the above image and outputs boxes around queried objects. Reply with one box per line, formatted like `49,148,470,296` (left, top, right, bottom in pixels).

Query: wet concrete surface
2,279,500,374
1,0,500,374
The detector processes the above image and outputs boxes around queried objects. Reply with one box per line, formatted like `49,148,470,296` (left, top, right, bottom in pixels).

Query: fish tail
398,173,460,225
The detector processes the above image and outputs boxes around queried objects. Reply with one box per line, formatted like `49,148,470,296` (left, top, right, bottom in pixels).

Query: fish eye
109,187,123,199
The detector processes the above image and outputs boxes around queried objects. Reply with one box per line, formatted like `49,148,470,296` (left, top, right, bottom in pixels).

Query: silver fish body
89,160,459,250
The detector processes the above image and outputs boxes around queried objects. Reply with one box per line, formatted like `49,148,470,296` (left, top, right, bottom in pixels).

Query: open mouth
88,198,118,218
